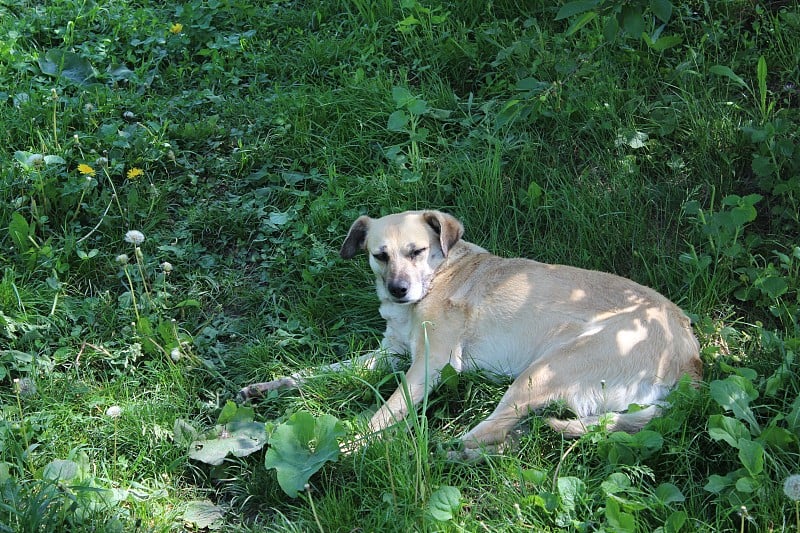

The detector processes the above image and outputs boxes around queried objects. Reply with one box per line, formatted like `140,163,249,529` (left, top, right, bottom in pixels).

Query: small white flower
106,405,122,418
116,254,129,265
785,475,800,501
170,348,182,362
124,230,145,245
161,261,173,273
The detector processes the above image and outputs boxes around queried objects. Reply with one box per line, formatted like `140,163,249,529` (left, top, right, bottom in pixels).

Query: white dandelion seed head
95,156,109,168
116,254,129,265
14,377,38,398
124,230,145,245
161,261,173,273
26,153,45,168
170,348,182,362
106,405,122,418
784,474,800,501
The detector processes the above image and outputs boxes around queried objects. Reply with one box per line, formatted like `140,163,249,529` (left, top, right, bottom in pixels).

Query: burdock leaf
189,421,267,465
38,49,97,84
264,412,345,498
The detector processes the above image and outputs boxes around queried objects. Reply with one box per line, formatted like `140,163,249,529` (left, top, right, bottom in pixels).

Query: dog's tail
545,405,662,438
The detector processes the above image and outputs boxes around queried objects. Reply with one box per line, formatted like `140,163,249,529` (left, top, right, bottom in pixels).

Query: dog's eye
410,248,427,259
373,252,389,262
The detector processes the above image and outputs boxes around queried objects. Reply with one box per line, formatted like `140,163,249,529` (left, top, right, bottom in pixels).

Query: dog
240,210,702,459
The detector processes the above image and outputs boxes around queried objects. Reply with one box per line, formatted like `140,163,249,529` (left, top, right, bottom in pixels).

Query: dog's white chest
379,302,415,355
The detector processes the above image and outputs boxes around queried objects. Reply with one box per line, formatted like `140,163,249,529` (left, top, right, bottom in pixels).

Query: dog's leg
450,355,564,460
238,349,400,402
368,342,458,432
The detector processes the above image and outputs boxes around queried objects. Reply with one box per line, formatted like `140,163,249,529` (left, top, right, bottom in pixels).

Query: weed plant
1,0,799,531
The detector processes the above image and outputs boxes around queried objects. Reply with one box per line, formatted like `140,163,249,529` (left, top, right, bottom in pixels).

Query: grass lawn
1,0,799,531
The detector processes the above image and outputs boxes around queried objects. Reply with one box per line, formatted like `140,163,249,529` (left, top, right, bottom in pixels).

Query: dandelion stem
122,265,141,323
134,248,152,307
77,196,113,244
305,489,325,533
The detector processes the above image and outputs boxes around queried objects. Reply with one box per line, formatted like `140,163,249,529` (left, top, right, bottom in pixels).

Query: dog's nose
388,281,409,299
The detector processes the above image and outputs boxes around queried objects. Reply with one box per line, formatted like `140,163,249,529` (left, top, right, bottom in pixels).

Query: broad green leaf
565,11,597,37
708,414,750,447
620,6,644,37
438,363,459,392
654,483,685,505
651,0,673,23
648,34,682,51
632,430,664,458
189,421,267,466
269,211,290,226
555,0,600,20
737,438,764,476
709,377,760,434
709,65,747,88
521,468,548,485
759,424,795,449
43,459,79,482
557,476,585,512
427,485,462,521
183,500,224,530
704,473,733,494
605,496,636,532
8,212,31,251
391,86,414,107
664,510,688,533
735,475,760,493
387,110,409,132
264,412,345,498
218,400,239,425
43,155,66,165
38,49,97,84
406,98,429,116
757,276,788,299
601,472,632,495
602,15,619,42
752,153,776,178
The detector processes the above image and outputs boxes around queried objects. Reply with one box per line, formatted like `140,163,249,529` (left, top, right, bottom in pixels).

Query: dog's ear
423,211,463,257
340,216,371,259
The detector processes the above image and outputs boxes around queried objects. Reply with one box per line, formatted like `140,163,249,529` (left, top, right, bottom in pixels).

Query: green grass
2,0,800,531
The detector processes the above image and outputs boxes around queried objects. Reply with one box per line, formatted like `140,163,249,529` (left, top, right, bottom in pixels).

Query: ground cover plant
1,0,799,530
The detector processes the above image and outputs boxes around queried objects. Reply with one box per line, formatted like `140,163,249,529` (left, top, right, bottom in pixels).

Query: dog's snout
388,280,409,299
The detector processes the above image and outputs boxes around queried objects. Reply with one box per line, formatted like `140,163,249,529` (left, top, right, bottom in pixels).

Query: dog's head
340,210,464,304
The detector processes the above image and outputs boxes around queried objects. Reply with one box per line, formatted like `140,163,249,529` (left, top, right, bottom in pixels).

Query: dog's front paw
237,377,299,402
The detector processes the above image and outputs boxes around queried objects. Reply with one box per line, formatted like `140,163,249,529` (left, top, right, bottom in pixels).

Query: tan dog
241,210,702,458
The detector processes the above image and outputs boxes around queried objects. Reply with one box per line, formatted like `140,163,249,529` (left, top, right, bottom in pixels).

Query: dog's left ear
423,211,463,257
340,216,371,259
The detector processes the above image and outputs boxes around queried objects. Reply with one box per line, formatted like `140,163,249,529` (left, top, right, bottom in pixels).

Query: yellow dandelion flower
77,163,96,176
127,167,144,180
170,23,184,34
